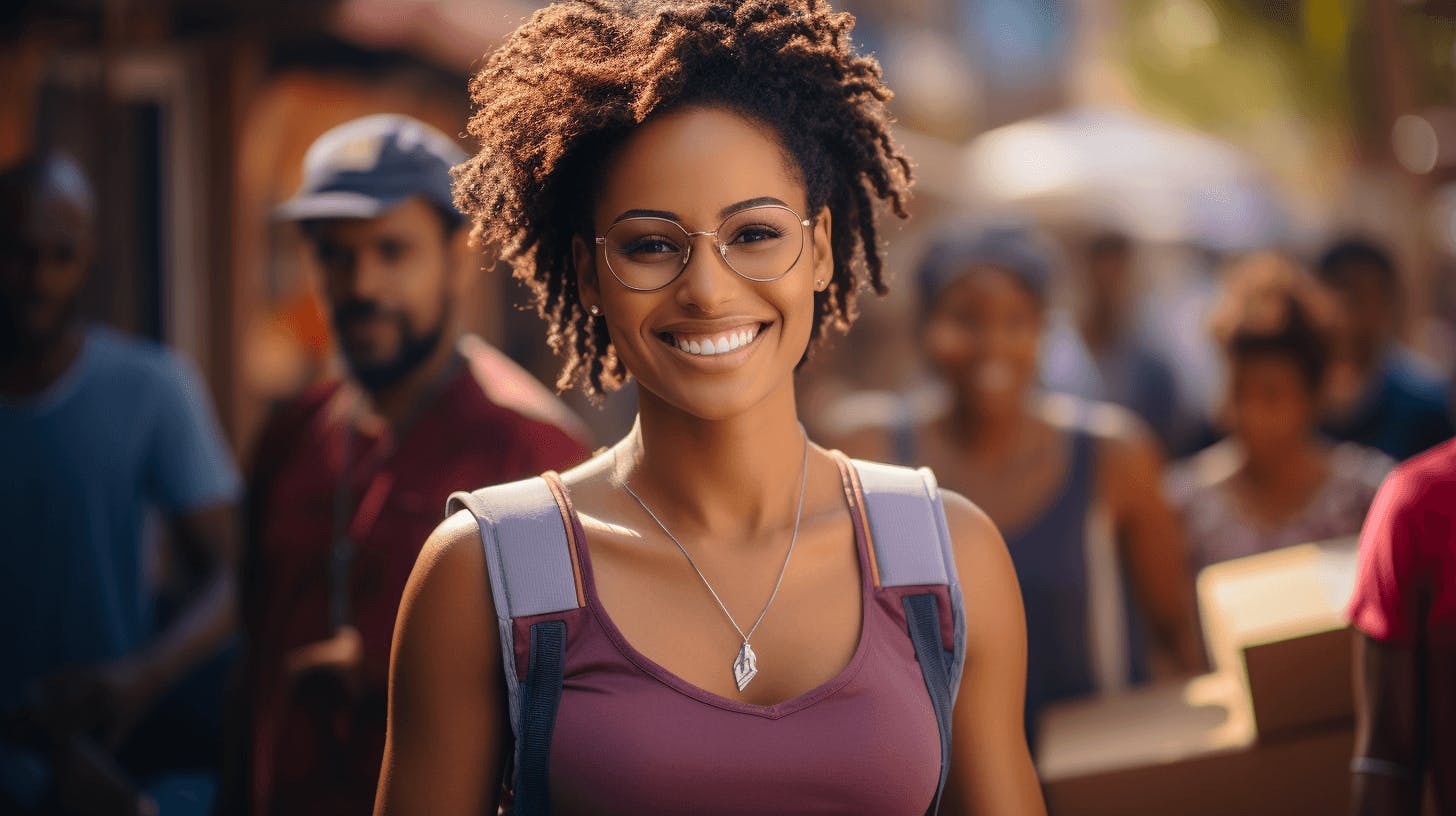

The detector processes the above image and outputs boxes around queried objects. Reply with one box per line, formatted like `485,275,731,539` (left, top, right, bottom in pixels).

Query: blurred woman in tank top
833,223,1205,749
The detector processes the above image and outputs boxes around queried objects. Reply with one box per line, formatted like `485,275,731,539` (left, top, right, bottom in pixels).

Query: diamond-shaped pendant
733,641,759,692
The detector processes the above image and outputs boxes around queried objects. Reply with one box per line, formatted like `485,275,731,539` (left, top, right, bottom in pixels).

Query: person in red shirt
230,114,589,816
1348,438,1456,814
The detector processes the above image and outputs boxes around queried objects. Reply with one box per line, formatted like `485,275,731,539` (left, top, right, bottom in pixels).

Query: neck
1080,307,1119,354
1240,436,1320,486
0,325,85,399
355,331,459,429
620,379,807,539
944,390,1032,458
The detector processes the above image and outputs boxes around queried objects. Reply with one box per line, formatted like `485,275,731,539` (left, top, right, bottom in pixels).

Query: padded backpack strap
846,458,966,816
447,473,583,816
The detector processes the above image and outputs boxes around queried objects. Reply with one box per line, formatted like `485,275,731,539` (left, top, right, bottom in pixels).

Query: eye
315,243,353,269
617,234,684,262
378,238,408,263
728,224,785,246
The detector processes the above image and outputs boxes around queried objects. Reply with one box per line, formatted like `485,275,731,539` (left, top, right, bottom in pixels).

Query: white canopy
963,106,1285,250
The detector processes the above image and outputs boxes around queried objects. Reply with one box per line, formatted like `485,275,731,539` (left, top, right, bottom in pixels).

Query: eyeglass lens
601,205,805,291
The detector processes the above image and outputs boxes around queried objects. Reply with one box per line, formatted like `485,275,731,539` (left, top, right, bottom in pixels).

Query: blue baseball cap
275,113,466,222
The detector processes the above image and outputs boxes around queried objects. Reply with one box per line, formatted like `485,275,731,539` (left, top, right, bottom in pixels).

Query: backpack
447,454,967,816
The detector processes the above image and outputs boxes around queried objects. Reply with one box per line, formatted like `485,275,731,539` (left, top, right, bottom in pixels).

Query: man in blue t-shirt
0,155,241,814
1315,237,1455,461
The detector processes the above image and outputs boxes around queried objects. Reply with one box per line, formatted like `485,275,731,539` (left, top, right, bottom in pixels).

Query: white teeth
671,325,761,356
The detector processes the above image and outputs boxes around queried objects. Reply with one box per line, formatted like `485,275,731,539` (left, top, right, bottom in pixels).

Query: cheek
1234,388,1310,430
398,262,452,317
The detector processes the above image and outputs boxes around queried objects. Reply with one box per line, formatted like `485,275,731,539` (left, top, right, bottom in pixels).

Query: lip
653,319,772,366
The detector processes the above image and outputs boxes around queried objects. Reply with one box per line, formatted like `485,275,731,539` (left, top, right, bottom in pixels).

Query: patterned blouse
1167,440,1393,572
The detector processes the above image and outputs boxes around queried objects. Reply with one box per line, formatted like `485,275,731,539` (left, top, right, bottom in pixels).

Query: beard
0,290,82,361
330,297,448,393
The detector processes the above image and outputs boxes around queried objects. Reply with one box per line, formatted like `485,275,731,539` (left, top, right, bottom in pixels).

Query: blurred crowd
4,2,1456,814
4,109,1454,813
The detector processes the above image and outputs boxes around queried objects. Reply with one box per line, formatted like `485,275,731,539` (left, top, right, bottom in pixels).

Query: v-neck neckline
542,457,876,719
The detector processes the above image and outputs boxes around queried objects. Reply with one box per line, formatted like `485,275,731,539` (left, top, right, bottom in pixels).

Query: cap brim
273,190,404,222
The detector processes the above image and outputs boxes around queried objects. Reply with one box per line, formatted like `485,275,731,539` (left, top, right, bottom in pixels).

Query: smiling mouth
657,322,767,357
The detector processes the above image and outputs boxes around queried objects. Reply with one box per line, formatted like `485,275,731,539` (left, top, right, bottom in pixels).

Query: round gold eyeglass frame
593,204,812,293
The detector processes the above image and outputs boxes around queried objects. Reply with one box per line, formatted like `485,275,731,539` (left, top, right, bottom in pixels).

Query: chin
648,380,779,423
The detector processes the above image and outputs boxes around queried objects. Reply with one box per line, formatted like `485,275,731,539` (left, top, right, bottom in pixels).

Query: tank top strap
890,400,918,467
829,449,879,591
1061,424,1099,513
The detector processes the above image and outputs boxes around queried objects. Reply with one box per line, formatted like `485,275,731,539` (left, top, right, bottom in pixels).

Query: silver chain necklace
619,429,810,693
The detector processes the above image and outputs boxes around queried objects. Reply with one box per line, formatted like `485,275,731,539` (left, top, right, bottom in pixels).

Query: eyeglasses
594,204,811,293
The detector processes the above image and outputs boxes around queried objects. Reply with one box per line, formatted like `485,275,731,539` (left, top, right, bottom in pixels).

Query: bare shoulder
379,510,506,813
414,510,489,599
396,510,497,664
938,489,1019,599
939,489,1000,553
937,489,1027,666
1041,392,1153,453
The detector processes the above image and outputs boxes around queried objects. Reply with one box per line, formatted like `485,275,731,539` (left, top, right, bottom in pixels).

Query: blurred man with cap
232,114,589,816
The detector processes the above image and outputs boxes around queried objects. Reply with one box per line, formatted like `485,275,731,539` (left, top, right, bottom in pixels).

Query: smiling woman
374,3,1046,815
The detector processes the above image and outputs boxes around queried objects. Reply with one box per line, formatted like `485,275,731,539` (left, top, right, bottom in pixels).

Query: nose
673,232,737,313
334,250,389,302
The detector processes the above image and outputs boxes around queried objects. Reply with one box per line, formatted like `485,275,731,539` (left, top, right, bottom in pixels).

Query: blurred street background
4,0,1452,449
3,1,1454,814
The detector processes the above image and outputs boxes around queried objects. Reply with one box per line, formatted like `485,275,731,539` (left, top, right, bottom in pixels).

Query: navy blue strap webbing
904,593,954,816
513,620,567,816
447,476,582,816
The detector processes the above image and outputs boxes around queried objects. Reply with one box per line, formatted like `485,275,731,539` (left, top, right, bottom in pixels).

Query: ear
572,234,602,314
811,206,832,292
447,226,479,296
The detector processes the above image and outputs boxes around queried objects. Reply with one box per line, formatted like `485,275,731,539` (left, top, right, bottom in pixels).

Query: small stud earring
588,304,602,316
814,279,826,290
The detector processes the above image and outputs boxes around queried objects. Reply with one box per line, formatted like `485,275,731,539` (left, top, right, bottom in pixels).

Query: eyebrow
611,196,791,225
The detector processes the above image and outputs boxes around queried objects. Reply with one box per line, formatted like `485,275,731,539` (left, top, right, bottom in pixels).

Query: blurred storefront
4,0,1454,446
0,0,532,453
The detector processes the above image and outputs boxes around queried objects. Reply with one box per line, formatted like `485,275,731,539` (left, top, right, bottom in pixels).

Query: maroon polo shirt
243,348,588,816
1347,438,1456,810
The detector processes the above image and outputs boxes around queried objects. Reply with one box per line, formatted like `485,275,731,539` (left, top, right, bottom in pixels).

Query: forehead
305,197,441,243
594,107,804,226
0,189,90,244
937,265,1044,311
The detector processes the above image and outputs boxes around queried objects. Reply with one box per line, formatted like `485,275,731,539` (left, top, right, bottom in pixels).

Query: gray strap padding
851,459,968,706
446,476,582,741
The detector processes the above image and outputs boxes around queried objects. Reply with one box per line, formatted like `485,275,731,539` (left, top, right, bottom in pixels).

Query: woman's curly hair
454,0,913,399
1209,252,1337,393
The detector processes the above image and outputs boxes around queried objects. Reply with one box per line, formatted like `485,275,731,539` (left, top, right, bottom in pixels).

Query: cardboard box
1038,674,1353,816
1197,538,1359,738
1035,539,1365,815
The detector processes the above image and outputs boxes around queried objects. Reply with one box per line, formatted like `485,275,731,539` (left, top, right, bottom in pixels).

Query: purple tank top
536,460,941,815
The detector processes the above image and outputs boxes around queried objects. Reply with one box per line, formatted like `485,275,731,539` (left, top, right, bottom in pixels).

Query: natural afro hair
453,0,913,399
1209,251,1337,393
